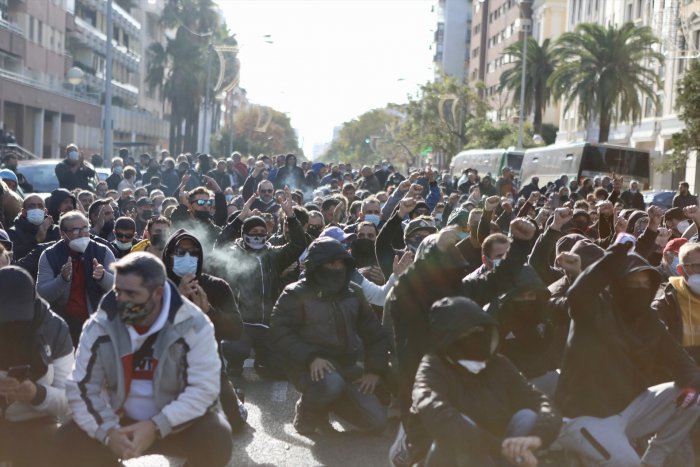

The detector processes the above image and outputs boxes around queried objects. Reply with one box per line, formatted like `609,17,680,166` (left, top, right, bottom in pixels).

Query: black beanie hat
0,266,36,323
242,216,267,235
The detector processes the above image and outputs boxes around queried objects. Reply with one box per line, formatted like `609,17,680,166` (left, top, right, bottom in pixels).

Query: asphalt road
126,361,395,467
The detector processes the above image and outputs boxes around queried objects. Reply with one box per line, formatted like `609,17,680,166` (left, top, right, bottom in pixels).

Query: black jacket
105,172,122,191
213,216,306,324
54,160,95,191
241,175,281,214
163,229,243,342
386,236,531,447
410,297,561,462
556,245,700,418
485,265,555,379
274,165,305,191
8,214,61,261
270,238,390,385
652,281,700,363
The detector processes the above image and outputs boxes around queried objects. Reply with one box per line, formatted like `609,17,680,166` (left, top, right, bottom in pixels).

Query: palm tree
548,22,663,143
499,37,557,135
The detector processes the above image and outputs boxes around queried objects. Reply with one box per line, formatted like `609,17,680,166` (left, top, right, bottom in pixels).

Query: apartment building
468,0,532,121
555,0,700,191
0,0,168,160
433,0,473,82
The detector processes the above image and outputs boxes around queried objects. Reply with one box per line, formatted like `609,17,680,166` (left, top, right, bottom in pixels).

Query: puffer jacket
8,213,61,261
270,237,390,385
556,244,700,418
485,265,555,379
1,299,74,422
215,216,306,324
65,282,221,443
409,297,561,463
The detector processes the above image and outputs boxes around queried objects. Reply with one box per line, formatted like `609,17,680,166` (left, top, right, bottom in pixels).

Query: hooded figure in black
271,237,390,436
556,242,700,467
485,265,558,395
274,154,305,191
162,229,246,430
410,297,561,467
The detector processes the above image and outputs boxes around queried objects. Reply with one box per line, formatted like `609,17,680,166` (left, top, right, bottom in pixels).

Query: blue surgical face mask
68,150,79,161
669,256,680,277
364,214,381,226
172,253,198,277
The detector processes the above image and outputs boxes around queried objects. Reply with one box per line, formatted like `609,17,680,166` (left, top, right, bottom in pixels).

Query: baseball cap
664,237,688,256
405,216,438,239
320,226,354,243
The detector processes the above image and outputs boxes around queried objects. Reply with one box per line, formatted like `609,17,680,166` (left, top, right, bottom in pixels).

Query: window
636,0,643,19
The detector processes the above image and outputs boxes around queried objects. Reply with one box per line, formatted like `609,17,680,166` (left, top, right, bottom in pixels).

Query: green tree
210,107,301,157
401,76,489,165
321,108,410,166
464,118,537,149
549,22,663,143
146,0,237,154
499,38,557,134
658,60,700,172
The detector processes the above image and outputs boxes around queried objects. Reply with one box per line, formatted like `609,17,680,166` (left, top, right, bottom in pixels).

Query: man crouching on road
54,252,232,467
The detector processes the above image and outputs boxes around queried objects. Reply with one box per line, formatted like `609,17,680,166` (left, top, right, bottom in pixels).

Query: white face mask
687,274,700,296
491,258,503,269
26,208,45,225
69,237,90,253
172,253,198,277
677,220,691,233
458,359,487,374
115,240,132,251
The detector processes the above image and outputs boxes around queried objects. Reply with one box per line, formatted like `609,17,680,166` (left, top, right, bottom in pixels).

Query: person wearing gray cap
0,266,73,467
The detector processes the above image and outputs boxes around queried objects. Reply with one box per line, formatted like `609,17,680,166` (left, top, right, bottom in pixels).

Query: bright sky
219,0,436,159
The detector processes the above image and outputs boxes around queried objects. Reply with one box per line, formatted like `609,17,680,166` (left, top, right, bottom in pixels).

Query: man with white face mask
410,297,562,467
55,143,96,191
37,211,115,345
8,194,60,261
653,242,700,363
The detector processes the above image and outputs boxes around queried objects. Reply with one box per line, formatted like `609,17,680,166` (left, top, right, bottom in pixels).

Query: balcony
113,106,168,140
79,0,141,37
0,17,26,57
72,16,140,72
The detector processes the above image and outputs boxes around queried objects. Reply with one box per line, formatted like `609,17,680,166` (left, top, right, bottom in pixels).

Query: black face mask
102,220,115,235
351,238,376,266
314,266,347,296
194,211,210,221
445,328,492,362
150,233,165,249
307,225,323,238
140,210,152,220
613,286,653,322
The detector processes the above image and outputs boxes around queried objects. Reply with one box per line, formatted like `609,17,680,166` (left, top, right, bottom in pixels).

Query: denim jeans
298,369,388,433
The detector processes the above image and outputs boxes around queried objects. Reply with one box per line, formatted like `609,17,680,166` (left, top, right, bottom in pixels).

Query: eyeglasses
194,199,213,206
63,226,89,236
173,247,201,256
259,189,274,194
115,232,135,240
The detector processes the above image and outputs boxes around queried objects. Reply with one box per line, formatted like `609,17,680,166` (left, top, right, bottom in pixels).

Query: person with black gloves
556,242,700,467
411,296,562,467
271,237,391,436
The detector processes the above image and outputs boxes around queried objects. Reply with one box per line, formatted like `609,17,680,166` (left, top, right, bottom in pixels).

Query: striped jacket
65,281,221,443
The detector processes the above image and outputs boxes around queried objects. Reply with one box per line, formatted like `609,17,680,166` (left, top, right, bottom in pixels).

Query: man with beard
131,217,171,258
673,181,698,209
271,237,391,435
242,161,281,214
55,144,95,191
88,199,116,242
54,253,232,466
0,266,73,467
8,194,60,261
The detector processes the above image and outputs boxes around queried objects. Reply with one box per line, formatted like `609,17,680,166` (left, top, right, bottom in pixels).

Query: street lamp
67,66,84,96
516,0,532,150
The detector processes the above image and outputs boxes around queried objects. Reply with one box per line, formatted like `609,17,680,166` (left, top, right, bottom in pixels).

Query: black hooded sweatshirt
46,189,76,226
162,229,242,342
557,243,700,418
410,297,561,462
270,237,390,385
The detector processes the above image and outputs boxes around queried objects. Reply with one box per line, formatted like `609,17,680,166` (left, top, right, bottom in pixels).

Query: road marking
271,381,288,402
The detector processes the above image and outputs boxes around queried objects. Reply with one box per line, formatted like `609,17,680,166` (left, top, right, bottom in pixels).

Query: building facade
554,0,700,191
0,0,168,161
433,0,473,82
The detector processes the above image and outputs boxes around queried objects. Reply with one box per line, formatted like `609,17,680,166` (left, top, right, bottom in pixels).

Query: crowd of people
1,143,700,466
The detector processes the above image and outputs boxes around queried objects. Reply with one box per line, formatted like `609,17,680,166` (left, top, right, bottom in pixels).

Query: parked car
643,190,676,211
17,159,101,199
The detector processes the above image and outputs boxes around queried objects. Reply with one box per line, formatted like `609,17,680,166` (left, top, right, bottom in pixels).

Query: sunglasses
173,247,201,256
115,232,134,240
259,189,274,194
194,199,213,206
